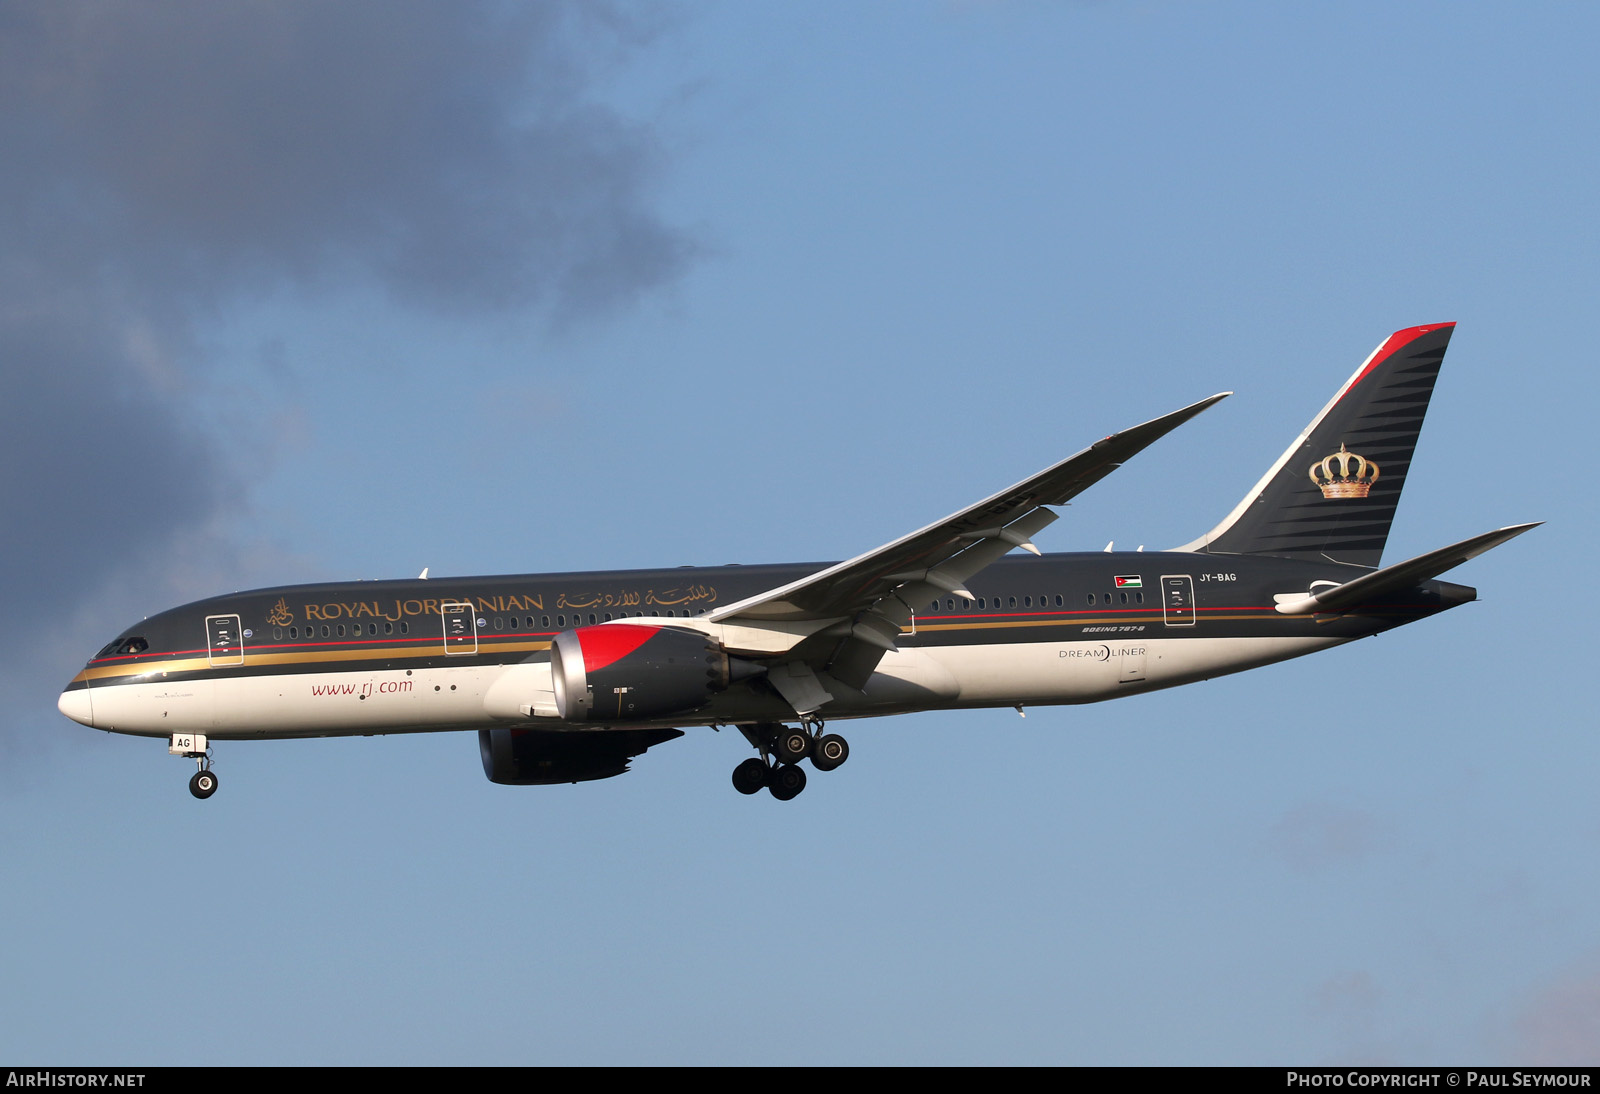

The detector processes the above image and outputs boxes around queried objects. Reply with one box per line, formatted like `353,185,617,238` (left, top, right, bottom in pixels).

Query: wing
703,392,1229,697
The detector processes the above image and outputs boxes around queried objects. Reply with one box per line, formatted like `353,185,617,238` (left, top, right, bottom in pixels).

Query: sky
2,0,1597,1065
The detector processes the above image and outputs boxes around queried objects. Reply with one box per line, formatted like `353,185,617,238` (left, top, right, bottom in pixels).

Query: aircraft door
1160,576,1195,626
442,601,478,655
205,614,245,665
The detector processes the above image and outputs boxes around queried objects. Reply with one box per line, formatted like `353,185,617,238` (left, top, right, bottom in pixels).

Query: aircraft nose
58,687,94,728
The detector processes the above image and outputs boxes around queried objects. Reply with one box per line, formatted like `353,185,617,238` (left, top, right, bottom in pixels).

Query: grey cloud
1,1,693,742
1267,801,1387,873
0,1,693,316
1513,962,1600,1065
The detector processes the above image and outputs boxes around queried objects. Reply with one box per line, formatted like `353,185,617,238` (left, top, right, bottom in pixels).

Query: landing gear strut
171,733,218,800
729,719,849,801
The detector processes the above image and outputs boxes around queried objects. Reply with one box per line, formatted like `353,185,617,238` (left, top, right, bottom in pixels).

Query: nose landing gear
731,720,848,801
171,734,218,799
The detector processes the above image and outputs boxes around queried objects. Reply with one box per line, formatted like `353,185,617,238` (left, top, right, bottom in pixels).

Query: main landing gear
170,733,218,800
731,720,849,801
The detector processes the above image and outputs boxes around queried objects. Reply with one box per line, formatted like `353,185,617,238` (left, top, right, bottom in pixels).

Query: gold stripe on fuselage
73,611,1287,685
74,639,556,684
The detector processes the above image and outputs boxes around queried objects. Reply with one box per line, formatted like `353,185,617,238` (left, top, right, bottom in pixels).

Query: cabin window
321,625,330,638
1136,592,1144,604
588,614,597,625
1055,595,1063,607
1119,592,1128,605
1103,593,1111,605
1008,597,1017,608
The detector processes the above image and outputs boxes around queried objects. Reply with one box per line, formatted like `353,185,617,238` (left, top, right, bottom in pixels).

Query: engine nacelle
479,727,683,785
549,624,735,722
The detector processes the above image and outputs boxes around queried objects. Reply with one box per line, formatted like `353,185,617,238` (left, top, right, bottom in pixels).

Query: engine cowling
479,727,683,785
549,625,736,722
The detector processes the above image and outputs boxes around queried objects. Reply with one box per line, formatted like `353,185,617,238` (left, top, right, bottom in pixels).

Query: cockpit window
97,637,148,658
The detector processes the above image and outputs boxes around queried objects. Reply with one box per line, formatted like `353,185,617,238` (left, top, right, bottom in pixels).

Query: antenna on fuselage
418,567,429,580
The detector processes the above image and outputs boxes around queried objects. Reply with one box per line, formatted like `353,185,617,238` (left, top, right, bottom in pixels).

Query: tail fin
1175,323,1455,569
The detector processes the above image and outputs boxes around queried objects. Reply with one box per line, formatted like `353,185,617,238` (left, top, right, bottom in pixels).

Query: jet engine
479,727,684,785
549,624,755,722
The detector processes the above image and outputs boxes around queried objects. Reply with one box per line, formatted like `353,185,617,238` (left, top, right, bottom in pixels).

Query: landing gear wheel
811,733,849,772
732,758,769,796
189,770,218,799
775,727,812,765
768,763,807,801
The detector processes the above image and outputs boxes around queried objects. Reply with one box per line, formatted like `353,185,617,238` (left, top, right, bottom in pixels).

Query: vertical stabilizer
1174,323,1455,569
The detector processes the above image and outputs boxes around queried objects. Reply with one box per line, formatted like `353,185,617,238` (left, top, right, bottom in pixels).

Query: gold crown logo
266,597,293,626
1308,444,1379,499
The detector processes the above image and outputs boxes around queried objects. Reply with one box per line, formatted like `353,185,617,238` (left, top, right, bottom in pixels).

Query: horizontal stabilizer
1274,522,1541,615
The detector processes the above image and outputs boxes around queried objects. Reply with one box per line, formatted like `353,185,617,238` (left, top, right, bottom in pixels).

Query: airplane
58,322,1536,801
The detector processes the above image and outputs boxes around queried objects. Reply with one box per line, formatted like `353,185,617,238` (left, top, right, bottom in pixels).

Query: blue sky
3,1,1597,1064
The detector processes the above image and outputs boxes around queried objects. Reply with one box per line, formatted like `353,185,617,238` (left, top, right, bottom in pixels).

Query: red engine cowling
549,625,734,722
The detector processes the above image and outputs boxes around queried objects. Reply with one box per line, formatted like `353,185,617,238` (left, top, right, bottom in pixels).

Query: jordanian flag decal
1113,575,1143,588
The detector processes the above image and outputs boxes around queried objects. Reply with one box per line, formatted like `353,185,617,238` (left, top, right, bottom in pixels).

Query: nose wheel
731,720,848,801
189,768,218,799
171,734,218,799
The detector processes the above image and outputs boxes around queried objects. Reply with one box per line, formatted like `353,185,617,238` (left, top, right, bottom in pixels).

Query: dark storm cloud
0,0,692,314
0,2,692,730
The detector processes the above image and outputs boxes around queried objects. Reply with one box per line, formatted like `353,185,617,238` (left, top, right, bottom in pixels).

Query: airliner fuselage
56,323,1534,800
